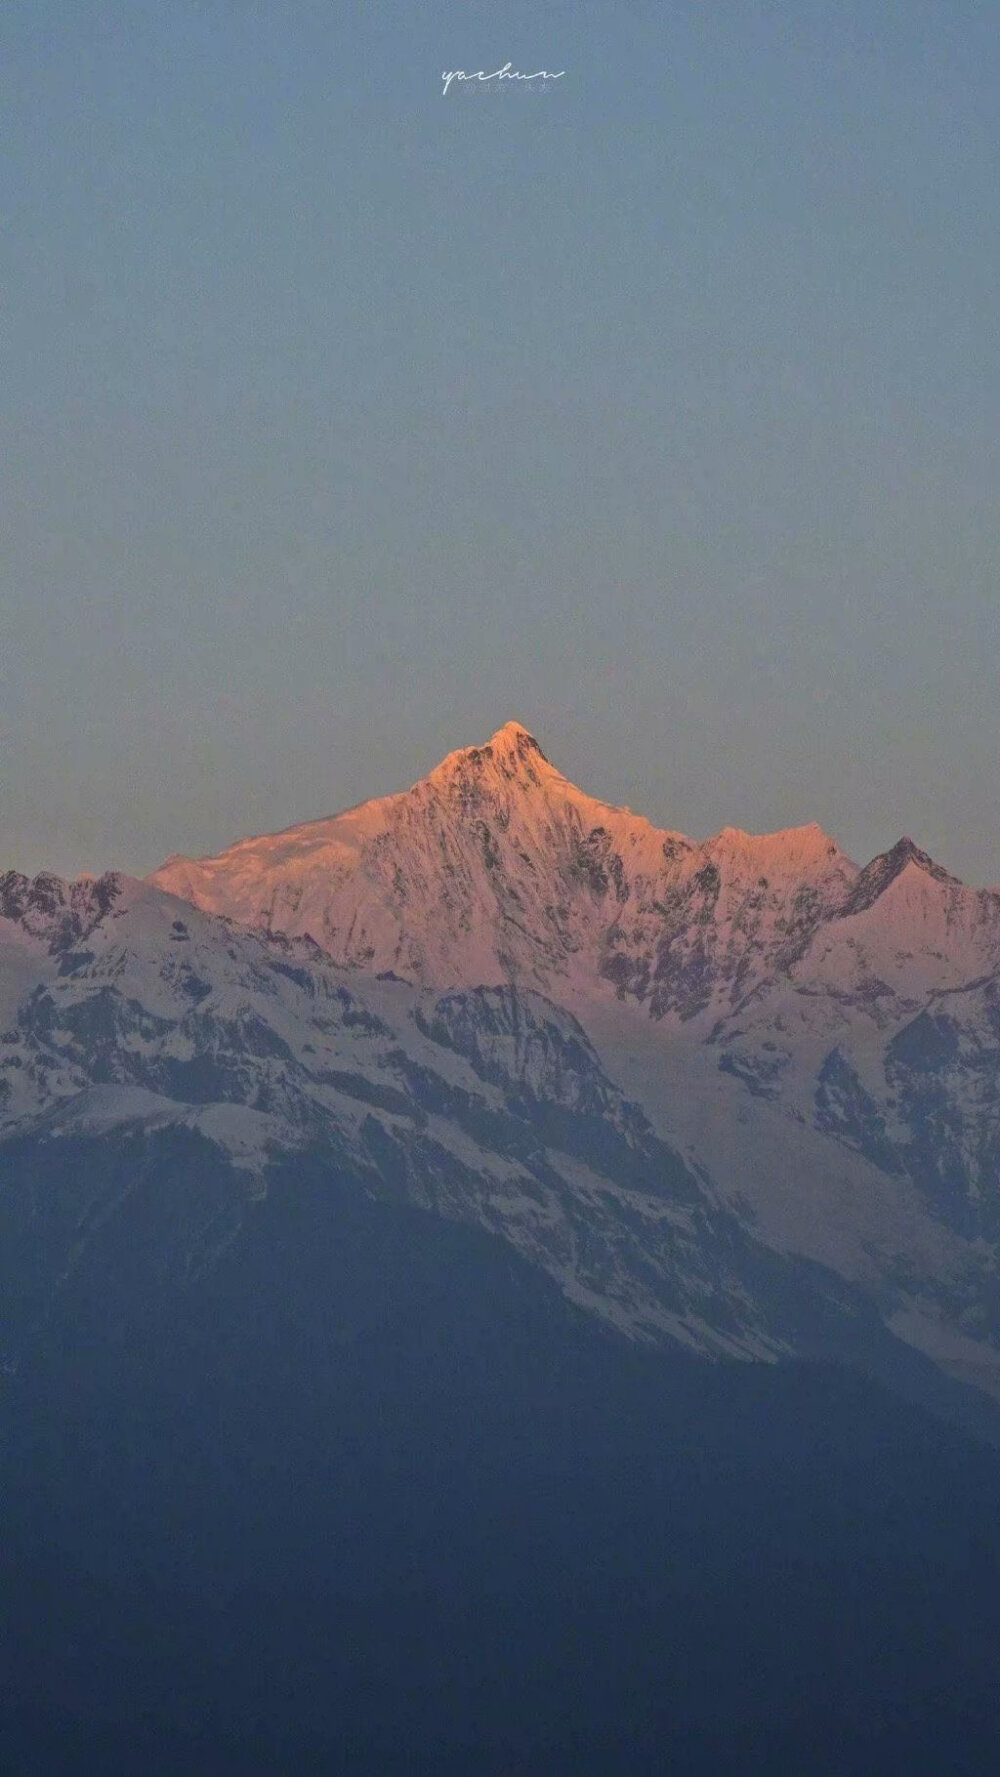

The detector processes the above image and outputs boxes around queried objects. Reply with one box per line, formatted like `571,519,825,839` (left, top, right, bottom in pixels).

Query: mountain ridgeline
4,724,1000,1770
148,721,1000,1388
150,721,1000,1018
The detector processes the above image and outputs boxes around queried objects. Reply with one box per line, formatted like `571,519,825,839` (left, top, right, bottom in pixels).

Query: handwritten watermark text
442,62,565,98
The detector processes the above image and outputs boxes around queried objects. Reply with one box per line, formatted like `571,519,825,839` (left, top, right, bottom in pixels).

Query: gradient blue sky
4,1,999,882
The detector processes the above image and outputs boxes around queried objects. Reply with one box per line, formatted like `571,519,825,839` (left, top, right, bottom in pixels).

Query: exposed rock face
0,869,124,951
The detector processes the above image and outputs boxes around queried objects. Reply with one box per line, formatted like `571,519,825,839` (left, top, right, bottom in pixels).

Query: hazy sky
4,1,999,883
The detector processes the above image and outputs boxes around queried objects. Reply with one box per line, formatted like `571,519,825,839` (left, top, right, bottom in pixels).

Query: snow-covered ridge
1,873,882,1368
7,727,1000,1411
4,847,1000,1409
0,868,125,948
149,721,1000,1027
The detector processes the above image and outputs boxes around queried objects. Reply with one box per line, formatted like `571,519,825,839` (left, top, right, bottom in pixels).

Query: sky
3,0,999,884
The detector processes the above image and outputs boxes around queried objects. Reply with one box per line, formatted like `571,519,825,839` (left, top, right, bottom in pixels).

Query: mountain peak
148,734,994,1015
425,721,551,789
490,719,538,746
0,868,127,951
886,835,949,871
479,719,546,760
706,820,850,876
875,836,961,886
484,720,548,766
839,835,963,918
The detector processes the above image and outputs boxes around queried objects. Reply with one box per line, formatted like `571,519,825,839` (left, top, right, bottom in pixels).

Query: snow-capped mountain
150,722,866,1014
151,722,1000,1025
1,861,990,1438
5,723,1000,1422
151,727,1000,1219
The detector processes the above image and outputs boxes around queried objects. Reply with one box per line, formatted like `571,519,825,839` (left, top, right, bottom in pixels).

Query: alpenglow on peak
426,720,549,782
148,721,993,1019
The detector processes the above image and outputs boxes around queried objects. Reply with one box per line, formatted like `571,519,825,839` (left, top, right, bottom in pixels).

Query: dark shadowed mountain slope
3,1140,1000,1776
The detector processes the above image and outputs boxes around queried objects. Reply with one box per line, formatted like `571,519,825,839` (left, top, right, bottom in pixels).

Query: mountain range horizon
5,711,1000,1426
152,719,961,883
7,719,996,895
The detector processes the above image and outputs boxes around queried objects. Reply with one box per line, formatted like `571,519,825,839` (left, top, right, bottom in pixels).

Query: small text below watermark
441,62,565,98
